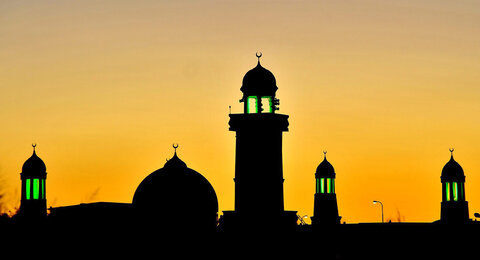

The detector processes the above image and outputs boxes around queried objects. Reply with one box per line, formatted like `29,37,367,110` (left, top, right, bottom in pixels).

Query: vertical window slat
41,179,45,199
26,179,31,200
33,179,39,200
453,182,458,201
320,178,325,194
247,96,258,114
445,182,450,201
261,96,272,113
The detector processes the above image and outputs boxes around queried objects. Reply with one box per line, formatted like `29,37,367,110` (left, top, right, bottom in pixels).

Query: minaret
19,144,47,219
440,149,469,223
312,151,340,225
222,53,296,230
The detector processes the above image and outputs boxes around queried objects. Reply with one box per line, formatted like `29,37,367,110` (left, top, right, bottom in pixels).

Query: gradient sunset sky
1,0,480,223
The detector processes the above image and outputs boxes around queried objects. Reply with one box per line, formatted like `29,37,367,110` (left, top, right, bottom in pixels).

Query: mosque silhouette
6,54,480,257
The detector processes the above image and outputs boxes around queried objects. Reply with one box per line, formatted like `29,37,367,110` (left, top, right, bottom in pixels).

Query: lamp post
373,200,384,223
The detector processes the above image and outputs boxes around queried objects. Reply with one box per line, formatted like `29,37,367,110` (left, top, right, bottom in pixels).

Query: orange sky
1,0,480,223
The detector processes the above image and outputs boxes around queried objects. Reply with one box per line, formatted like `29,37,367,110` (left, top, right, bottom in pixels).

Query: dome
441,154,465,182
22,149,46,176
241,60,278,96
132,150,218,228
316,154,335,178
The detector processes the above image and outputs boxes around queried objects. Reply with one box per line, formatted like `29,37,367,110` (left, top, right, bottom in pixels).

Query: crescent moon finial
32,143,37,152
173,143,179,154
256,52,262,63
323,150,327,159
449,148,454,155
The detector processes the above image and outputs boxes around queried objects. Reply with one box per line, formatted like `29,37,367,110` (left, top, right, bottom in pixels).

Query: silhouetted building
312,152,340,225
49,202,132,228
440,149,469,223
132,146,218,231
19,144,47,219
222,54,297,231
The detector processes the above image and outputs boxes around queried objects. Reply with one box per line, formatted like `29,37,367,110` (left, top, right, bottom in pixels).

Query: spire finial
256,52,262,64
32,143,37,153
449,148,454,157
323,150,327,159
173,143,179,154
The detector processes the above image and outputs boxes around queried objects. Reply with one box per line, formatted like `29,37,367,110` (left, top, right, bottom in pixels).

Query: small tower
19,144,47,219
440,149,469,223
222,53,297,230
312,151,340,225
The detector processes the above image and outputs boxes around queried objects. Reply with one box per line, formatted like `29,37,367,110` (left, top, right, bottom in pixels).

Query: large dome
132,150,218,229
241,60,278,96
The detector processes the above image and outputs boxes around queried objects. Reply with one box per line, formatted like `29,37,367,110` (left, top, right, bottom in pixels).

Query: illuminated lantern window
33,179,40,200
445,182,450,201
246,96,258,114
41,179,45,199
453,182,458,201
326,178,331,193
261,96,272,113
320,178,325,194
26,179,31,200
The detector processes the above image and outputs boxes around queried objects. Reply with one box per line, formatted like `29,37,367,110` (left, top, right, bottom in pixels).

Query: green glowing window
453,182,458,201
33,179,39,200
316,179,320,194
246,96,258,114
261,96,272,113
320,178,325,194
41,179,45,199
26,179,31,200
445,182,450,201
326,178,331,193
331,178,335,194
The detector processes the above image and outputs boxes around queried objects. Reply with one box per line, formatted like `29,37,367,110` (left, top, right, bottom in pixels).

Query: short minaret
312,151,340,225
440,149,469,223
19,144,47,219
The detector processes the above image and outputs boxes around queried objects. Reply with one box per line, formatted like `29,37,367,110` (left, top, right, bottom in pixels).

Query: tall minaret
440,149,469,223
312,151,340,225
223,53,296,230
19,144,47,219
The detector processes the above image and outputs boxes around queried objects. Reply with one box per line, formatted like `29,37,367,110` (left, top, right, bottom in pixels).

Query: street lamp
373,200,384,223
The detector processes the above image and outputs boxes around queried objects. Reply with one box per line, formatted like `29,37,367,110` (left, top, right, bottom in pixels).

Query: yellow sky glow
1,0,480,223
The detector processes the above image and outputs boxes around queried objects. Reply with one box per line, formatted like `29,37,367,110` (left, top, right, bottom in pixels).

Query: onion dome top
22,145,46,176
441,149,465,182
240,53,278,96
315,152,335,178
132,147,218,218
